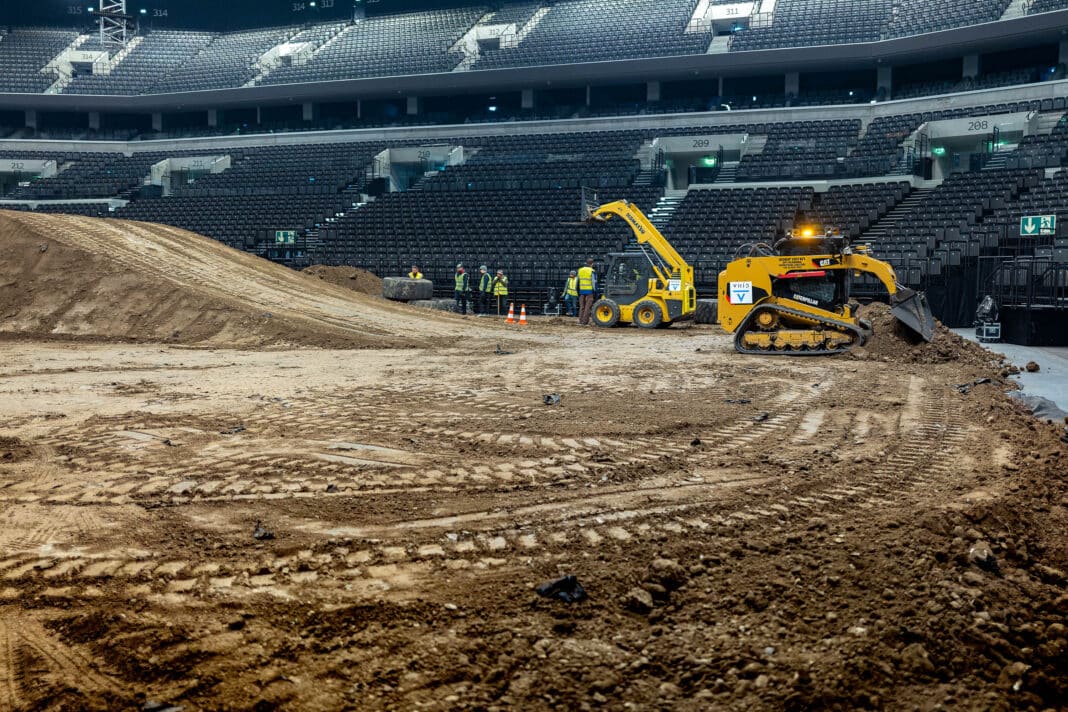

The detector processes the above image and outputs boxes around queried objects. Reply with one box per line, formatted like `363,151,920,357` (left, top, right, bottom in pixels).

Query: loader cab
602,252,654,304
771,268,851,312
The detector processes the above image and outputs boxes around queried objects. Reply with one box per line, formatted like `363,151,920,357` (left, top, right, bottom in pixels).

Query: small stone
848,626,868,637
997,661,1030,689
1025,361,1040,373
623,587,654,614
901,643,936,673
658,682,681,698
753,674,770,689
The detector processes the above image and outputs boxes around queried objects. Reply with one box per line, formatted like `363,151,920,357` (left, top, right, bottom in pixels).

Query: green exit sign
1020,215,1055,236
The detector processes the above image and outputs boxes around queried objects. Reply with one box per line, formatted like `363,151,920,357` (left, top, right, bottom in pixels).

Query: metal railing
984,257,1068,309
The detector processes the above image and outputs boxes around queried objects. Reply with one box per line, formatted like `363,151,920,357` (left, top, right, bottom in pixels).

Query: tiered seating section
260,8,487,84
65,31,216,95
151,27,293,93
476,0,709,69
0,27,79,93
0,0,1055,97
882,0,1012,40
730,0,890,51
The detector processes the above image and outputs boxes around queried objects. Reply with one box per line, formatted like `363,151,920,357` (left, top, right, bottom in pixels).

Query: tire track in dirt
0,620,23,711
15,618,122,696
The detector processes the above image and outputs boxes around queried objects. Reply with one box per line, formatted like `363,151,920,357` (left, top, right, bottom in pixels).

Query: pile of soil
0,210,427,349
0,435,31,462
853,302,1002,366
302,265,383,296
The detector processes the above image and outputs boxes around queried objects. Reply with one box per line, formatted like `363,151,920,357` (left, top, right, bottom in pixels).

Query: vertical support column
784,71,799,102
207,109,218,128
962,54,980,80
88,112,101,130
646,81,661,102
585,85,591,107
25,110,37,130
1059,39,1068,66
877,65,893,100
255,107,262,125
356,99,362,120
405,96,420,116
303,102,315,121
151,112,162,132
717,76,724,99
521,88,534,110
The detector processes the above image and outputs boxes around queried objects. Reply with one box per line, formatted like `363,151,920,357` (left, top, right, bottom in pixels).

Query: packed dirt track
1,214,1067,711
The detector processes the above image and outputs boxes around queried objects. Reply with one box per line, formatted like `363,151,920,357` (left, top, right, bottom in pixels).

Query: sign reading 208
729,281,753,304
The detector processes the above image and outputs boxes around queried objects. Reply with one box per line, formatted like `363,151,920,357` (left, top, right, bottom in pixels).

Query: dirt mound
853,301,1002,367
0,436,31,462
0,210,467,348
302,265,383,296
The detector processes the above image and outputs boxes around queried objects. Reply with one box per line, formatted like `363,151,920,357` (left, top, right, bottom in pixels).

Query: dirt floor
0,213,1066,711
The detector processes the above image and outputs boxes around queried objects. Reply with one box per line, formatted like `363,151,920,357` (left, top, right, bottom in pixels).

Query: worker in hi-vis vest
577,258,597,325
408,264,423,279
561,270,579,317
492,269,509,315
453,264,470,315
476,265,493,315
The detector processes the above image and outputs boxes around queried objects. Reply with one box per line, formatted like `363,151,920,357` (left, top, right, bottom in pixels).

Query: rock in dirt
535,574,587,603
302,265,383,296
1025,361,1040,373
252,521,275,541
623,587,654,614
649,558,686,590
900,643,936,673
968,540,999,573
382,277,433,302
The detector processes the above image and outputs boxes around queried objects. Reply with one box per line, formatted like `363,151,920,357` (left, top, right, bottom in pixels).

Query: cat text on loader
717,234,936,355
584,200,697,328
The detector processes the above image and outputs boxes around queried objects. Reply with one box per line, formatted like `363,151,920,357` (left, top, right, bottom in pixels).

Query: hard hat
480,265,488,271
456,263,463,269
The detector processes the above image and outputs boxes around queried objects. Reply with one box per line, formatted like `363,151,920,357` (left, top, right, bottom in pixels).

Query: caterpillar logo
793,294,818,306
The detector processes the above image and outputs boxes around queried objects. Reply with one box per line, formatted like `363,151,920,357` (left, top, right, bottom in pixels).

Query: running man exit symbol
1020,215,1055,236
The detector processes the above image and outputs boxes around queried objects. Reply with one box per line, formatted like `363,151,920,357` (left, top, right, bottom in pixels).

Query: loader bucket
891,287,936,342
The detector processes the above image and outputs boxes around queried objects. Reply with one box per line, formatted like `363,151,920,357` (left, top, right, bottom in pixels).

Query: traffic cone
505,302,515,324
519,304,528,326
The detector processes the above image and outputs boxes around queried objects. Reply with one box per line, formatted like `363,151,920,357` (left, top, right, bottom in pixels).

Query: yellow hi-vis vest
577,266,594,293
564,277,578,297
409,271,423,279
493,275,509,296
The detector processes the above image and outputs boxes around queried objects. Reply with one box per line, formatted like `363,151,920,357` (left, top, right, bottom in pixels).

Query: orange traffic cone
518,304,528,326
505,302,515,324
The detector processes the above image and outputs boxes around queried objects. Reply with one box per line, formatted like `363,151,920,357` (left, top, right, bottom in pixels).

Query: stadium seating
882,0,1013,40
735,119,861,180
0,27,80,93
808,181,913,240
1029,0,1068,12
730,0,891,51
65,30,216,95
152,27,293,93
259,8,486,84
476,0,709,69
116,194,350,248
